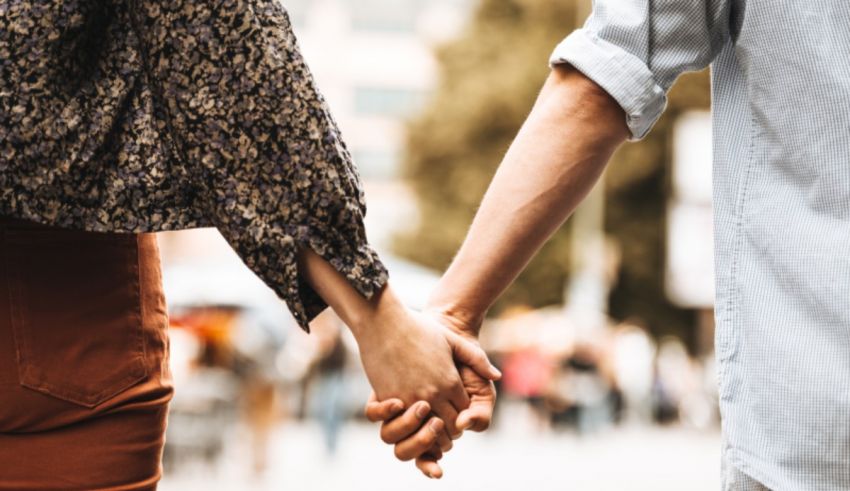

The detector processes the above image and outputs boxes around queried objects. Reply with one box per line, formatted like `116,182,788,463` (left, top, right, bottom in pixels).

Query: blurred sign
665,111,714,308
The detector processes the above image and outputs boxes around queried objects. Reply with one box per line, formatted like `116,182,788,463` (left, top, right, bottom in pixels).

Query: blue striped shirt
551,2,850,490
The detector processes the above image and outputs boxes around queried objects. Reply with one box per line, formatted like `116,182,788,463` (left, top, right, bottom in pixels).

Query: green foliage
395,0,712,338
604,71,711,340
395,0,579,310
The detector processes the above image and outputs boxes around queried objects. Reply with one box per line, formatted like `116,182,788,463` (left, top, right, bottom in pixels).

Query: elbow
542,63,631,146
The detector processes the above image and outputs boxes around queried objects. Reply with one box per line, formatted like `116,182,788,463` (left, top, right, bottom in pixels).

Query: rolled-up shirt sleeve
550,1,733,140
129,0,388,331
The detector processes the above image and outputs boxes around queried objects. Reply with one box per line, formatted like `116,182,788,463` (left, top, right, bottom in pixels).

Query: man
369,1,850,489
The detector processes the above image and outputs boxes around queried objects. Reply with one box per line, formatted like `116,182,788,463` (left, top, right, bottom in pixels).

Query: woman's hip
0,215,173,489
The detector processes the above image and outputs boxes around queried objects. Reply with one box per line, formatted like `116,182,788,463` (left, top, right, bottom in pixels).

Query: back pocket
4,228,148,408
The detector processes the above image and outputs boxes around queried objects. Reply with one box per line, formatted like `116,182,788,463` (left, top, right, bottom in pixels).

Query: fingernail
492,366,502,378
391,401,403,412
415,402,429,419
429,419,442,433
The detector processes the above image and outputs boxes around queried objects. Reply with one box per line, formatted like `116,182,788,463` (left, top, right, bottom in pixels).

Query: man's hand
297,246,498,475
364,309,498,478
429,309,497,433
355,304,501,440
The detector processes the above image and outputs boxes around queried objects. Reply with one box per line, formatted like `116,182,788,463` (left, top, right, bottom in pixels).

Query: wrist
344,283,408,345
424,296,485,337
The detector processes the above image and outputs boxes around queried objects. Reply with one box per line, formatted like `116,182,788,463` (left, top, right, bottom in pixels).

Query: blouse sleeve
549,0,734,140
129,0,388,331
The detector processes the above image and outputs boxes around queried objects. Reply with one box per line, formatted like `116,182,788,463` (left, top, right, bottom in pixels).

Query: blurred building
158,0,471,313
283,0,475,247
666,110,715,353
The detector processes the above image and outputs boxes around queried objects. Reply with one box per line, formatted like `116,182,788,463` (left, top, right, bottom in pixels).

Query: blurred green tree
394,0,711,341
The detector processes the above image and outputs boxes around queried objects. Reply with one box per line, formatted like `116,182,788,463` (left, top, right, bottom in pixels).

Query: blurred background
158,0,719,489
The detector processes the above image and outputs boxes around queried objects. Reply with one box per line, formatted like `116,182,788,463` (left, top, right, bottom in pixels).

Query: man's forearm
428,65,629,330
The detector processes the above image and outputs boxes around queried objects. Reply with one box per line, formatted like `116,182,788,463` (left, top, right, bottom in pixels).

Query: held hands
297,249,498,476
363,309,498,478
358,305,501,438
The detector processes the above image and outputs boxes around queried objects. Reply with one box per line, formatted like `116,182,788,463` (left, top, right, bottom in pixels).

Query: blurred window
354,87,426,117
350,0,421,32
351,150,398,179
282,0,309,28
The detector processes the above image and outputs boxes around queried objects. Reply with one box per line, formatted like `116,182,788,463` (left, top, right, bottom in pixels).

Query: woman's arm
298,247,501,440
129,0,500,459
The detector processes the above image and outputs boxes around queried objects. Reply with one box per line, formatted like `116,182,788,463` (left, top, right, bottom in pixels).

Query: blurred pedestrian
611,323,656,425
502,347,553,429
310,316,349,456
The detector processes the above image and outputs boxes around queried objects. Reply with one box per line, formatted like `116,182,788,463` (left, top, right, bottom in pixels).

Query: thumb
456,399,495,433
447,332,501,381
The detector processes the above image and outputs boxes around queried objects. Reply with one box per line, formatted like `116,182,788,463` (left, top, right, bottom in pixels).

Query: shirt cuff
283,219,390,332
219,209,389,334
548,28,667,141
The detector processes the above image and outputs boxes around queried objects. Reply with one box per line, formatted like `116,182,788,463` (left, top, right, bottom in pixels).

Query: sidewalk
161,419,721,491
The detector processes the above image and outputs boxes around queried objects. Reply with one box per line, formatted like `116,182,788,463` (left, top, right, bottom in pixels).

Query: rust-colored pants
0,216,173,490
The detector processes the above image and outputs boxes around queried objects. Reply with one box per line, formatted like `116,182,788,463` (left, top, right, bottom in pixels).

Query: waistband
0,215,141,236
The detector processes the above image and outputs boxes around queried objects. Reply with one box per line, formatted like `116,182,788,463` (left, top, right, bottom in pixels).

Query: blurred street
154,2,722,490
161,415,720,491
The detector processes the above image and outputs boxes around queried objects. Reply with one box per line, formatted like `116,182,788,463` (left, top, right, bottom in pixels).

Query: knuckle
419,432,437,449
406,412,426,428
441,378,461,392
420,387,441,401
394,446,412,461
471,349,485,363
380,429,395,444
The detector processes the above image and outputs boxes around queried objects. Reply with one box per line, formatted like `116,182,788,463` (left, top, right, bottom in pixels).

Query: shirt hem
726,447,790,491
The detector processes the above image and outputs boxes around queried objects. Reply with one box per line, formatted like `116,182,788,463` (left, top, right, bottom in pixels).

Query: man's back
713,3,850,489
551,1,850,489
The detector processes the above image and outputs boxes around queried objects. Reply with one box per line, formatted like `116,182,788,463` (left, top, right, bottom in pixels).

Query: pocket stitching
130,234,149,389
7,237,149,408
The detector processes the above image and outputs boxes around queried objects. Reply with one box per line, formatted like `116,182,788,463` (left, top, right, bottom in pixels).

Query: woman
0,1,499,489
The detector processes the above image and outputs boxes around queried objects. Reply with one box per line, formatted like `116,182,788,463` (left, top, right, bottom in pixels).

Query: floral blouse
0,0,389,331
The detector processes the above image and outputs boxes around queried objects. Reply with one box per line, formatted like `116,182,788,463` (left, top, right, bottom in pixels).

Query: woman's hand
294,248,499,473
354,300,500,439
364,308,498,478
364,396,450,478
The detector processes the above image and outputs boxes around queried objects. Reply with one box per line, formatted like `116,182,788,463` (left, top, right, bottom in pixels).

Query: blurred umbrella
162,259,287,313
376,252,441,310
162,250,441,321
